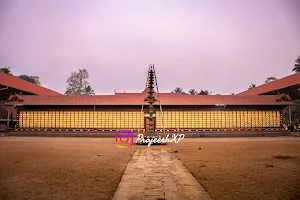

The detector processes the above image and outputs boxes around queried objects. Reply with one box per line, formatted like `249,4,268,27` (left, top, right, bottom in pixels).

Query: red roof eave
237,73,300,95
0,72,61,96
5,94,293,106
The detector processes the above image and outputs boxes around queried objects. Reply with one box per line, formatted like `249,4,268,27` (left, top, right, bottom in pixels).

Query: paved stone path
112,148,212,200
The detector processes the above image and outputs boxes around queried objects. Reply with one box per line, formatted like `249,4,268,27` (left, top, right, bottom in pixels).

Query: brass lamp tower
138,64,165,138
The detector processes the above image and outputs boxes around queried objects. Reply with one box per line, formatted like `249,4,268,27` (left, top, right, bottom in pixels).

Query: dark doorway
144,114,156,132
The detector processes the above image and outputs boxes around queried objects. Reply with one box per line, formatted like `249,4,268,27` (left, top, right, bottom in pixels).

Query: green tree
172,87,183,93
199,89,211,95
248,84,256,89
0,67,42,85
0,67,12,74
291,100,300,124
83,85,95,95
188,89,198,95
65,69,94,95
18,75,41,85
171,87,187,95
293,55,300,72
265,77,278,84
283,100,300,124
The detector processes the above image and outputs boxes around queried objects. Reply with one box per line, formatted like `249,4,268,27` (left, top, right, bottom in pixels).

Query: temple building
5,91,292,133
0,72,61,129
2,71,299,134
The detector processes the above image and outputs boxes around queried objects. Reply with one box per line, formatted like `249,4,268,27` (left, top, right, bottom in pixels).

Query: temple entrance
144,114,156,132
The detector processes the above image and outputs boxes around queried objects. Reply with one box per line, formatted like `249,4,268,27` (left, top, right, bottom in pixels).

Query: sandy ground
0,137,135,200
174,137,300,200
0,136,300,200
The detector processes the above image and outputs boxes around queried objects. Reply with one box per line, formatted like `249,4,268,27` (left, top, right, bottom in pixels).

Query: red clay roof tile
237,73,300,95
6,93,292,106
0,72,61,96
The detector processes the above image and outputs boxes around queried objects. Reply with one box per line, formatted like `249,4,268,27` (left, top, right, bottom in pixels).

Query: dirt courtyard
0,137,135,200
0,136,300,200
175,137,300,200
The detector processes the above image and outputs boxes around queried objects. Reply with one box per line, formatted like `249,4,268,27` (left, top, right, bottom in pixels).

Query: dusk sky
0,0,299,95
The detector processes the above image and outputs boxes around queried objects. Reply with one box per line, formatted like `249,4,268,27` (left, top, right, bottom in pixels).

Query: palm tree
83,85,95,95
172,87,183,93
171,87,187,94
265,77,278,84
293,55,300,72
199,89,211,95
188,89,198,95
248,84,256,89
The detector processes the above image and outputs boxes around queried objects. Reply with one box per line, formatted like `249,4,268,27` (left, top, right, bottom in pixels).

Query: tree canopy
265,77,278,84
283,100,300,124
0,67,12,75
198,89,211,95
18,75,41,85
293,55,300,72
83,85,95,95
291,100,300,124
65,69,95,95
172,87,183,93
188,89,198,95
171,87,187,95
248,84,256,89
171,87,211,95
0,67,41,85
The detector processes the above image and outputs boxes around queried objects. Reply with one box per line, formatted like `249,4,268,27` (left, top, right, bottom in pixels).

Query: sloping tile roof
6,93,292,106
237,73,300,95
0,72,61,96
